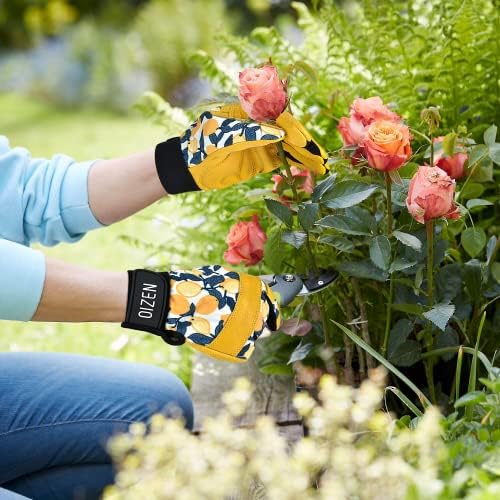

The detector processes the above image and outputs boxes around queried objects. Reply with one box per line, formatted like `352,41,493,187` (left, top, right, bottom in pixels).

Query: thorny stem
344,293,366,380
385,173,393,237
276,142,299,200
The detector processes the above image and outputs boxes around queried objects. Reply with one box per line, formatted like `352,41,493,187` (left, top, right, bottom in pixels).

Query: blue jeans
0,352,194,500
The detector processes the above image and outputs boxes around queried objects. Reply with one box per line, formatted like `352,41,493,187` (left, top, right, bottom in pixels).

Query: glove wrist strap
122,269,185,346
155,137,200,195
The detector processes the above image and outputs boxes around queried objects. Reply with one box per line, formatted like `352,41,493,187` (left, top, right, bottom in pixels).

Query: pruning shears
261,269,338,307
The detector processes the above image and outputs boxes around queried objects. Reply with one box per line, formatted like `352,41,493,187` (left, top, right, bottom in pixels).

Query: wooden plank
191,343,302,442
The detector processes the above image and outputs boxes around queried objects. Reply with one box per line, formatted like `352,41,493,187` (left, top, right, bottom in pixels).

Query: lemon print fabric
180,111,283,167
165,265,280,361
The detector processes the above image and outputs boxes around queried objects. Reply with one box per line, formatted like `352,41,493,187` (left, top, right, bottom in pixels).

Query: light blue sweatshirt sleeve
0,135,104,320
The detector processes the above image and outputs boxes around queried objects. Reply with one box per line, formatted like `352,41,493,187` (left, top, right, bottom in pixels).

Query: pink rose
238,65,288,121
351,96,400,126
272,166,314,194
432,137,468,180
406,166,461,224
362,120,412,172
224,215,267,266
337,116,366,146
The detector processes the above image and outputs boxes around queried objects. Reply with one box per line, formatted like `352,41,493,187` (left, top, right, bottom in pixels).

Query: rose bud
350,96,401,126
362,120,412,172
432,137,468,180
238,65,288,121
406,166,461,224
272,166,314,194
223,215,267,266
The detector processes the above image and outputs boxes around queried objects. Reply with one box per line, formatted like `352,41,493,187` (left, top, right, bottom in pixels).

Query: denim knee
142,367,194,430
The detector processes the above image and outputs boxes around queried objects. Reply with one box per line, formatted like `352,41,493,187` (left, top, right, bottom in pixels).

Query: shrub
105,370,500,499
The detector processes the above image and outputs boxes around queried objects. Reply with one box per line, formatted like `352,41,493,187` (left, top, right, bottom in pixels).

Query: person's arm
88,150,166,225
32,257,127,322
0,239,126,322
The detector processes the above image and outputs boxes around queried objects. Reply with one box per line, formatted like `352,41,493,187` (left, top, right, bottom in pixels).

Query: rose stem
425,218,437,403
430,135,434,167
382,273,394,357
385,172,393,236
426,220,434,308
277,142,299,200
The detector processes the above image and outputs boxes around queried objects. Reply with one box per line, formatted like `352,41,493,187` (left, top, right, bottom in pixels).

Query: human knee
143,368,194,431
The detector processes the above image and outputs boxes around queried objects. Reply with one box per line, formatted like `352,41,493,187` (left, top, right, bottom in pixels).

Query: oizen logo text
138,283,157,319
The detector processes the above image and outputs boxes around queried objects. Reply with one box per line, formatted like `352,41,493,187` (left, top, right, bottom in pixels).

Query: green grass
0,92,192,385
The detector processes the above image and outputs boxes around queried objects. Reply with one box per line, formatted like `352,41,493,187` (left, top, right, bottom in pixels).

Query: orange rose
223,215,267,266
406,166,460,224
432,137,468,180
238,65,288,121
362,120,412,172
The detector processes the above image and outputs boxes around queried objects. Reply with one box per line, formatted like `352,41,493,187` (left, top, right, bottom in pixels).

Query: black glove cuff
121,269,185,346
155,137,200,195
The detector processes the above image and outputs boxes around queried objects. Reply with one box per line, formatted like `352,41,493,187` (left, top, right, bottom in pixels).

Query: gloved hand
155,104,327,194
122,265,280,363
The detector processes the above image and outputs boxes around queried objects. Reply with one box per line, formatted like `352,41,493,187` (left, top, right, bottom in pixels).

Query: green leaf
318,235,354,253
468,144,489,167
265,198,293,228
336,260,388,282
483,124,497,146
454,391,486,408
312,174,337,202
369,235,392,271
489,143,500,164
435,327,460,361
387,319,420,366
322,181,378,209
464,259,483,300
461,227,487,258
393,230,423,252
442,132,457,157
388,340,421,367
297,203,319,231
282,231,307,249
435,263,463,302
466,198,494,210
389,258,418,272
486,236,497,264
460,183,485,200
315,215,371,235
264,230,286,273
423,303,455,331
392,303,424,315
332,321,431,409
287,341,315,364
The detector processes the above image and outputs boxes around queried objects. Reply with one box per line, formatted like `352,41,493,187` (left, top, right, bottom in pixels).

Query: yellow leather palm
179,104,327,191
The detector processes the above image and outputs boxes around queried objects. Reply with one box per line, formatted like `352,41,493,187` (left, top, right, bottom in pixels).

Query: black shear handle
269,275,304,307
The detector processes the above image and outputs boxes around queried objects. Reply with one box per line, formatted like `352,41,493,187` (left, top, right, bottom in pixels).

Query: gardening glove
122,265,281,363
155,104,327,194
217,104,328,175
